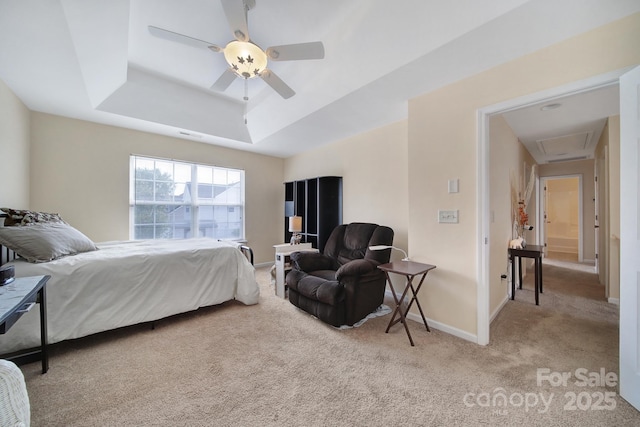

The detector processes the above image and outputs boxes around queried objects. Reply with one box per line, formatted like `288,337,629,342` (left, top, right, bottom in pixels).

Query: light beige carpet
20,263,640,426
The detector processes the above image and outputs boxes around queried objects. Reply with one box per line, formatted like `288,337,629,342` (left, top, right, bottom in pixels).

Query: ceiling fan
148,0,325,100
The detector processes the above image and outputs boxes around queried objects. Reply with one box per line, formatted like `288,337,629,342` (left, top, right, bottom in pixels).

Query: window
130,155,245,240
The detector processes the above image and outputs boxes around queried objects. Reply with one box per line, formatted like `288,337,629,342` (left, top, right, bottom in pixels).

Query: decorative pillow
0,222,98,263
1,208,65,226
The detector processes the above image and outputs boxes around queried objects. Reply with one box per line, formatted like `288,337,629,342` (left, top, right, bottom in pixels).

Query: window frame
129,155,245,241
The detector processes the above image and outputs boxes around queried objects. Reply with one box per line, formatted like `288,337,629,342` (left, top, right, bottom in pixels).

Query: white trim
490,295,509,323
383,289,479,343
476,67,631,346
540,174,584,262
477,108,491,346
405,311,478,344
608,297,620,306
384,288,478,343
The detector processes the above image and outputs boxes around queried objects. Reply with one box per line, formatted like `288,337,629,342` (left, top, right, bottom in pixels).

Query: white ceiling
502,83,621,164
1,0,638,158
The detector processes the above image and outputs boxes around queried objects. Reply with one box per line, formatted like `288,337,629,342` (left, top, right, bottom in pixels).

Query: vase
516,225,527,248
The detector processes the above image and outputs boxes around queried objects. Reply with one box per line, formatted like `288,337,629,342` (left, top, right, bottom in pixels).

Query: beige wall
0,79,30,208
488,115,536,318
29,112,284,264
284,120,409,261
408,13,640,338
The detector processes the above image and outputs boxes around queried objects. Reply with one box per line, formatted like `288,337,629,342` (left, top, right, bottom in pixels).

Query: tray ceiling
0,0,638,158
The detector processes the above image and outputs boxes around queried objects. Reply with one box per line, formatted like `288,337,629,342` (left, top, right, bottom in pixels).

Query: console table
508,244,543,305
378,261,436,346
0,275,50,374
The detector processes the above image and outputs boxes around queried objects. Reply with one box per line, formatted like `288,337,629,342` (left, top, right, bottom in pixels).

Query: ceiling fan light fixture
224,40,267,79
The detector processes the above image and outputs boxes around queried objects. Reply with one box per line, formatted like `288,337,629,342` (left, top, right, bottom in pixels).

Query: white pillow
0,222,98,263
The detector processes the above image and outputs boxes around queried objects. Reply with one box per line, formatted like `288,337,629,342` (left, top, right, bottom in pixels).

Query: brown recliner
286,223,394,327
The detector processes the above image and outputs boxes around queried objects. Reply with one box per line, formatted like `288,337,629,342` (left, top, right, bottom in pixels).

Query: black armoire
284,176,342,252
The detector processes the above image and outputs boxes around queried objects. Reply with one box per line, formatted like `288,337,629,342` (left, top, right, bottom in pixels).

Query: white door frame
540,175,584,262
619,65,640,411
476,68,630,345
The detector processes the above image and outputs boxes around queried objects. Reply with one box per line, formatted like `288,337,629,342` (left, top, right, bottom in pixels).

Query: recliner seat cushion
287,270,343,306
309,269,337,281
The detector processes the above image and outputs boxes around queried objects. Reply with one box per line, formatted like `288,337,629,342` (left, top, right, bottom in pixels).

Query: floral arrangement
511,165,536,240
517,202,529,229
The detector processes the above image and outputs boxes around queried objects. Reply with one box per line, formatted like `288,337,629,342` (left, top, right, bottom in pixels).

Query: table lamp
289,216,302,244
369,245,410,261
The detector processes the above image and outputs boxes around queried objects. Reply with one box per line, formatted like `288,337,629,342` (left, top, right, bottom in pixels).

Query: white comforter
0,238,259,353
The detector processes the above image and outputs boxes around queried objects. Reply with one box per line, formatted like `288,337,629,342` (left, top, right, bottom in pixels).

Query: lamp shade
368,245,409,261
288,216,302,233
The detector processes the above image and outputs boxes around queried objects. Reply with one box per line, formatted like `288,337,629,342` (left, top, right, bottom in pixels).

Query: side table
0,275,50,374
378,261,436,346
508,244,543,305
273,243,318,298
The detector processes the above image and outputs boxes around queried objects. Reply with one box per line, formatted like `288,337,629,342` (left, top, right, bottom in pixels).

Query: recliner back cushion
343,223,377,249
335,223,378,264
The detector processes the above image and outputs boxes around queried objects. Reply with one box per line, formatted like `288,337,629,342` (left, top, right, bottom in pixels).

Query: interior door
619,65,640,411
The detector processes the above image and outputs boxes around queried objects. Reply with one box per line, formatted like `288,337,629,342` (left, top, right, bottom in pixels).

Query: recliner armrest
336,259,378,280
290,251,337,272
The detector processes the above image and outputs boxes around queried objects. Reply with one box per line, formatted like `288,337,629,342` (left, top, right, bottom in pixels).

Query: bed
0,210,259,354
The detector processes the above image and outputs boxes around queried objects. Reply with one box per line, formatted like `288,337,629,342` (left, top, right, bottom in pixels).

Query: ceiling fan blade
211,68,238,91
221,0,250,42
148,25,222,52
266,42,325,61
260,69,295,99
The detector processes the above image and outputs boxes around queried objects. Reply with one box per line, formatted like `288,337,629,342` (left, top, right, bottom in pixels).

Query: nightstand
0,275,50,373
273,243,318,298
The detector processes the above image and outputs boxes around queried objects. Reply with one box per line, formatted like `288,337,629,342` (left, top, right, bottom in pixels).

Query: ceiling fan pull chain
244,78,249,124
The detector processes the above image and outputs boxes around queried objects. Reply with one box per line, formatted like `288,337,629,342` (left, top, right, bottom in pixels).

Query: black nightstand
0,275,50,374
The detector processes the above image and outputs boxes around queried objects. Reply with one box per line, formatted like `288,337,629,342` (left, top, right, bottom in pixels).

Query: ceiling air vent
178,131,203,139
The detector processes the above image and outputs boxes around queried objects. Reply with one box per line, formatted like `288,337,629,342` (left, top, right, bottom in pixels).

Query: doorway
540,176,582,263
477,69,627,346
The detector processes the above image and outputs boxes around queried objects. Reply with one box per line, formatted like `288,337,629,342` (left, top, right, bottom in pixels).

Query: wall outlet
438,209,459,223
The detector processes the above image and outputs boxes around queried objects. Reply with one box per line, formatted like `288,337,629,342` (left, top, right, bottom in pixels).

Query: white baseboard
490,295,509,323
608,298,620,306
384,289,478,344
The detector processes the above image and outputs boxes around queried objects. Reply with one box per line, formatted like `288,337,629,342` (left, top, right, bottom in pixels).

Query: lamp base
290,234,302,245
